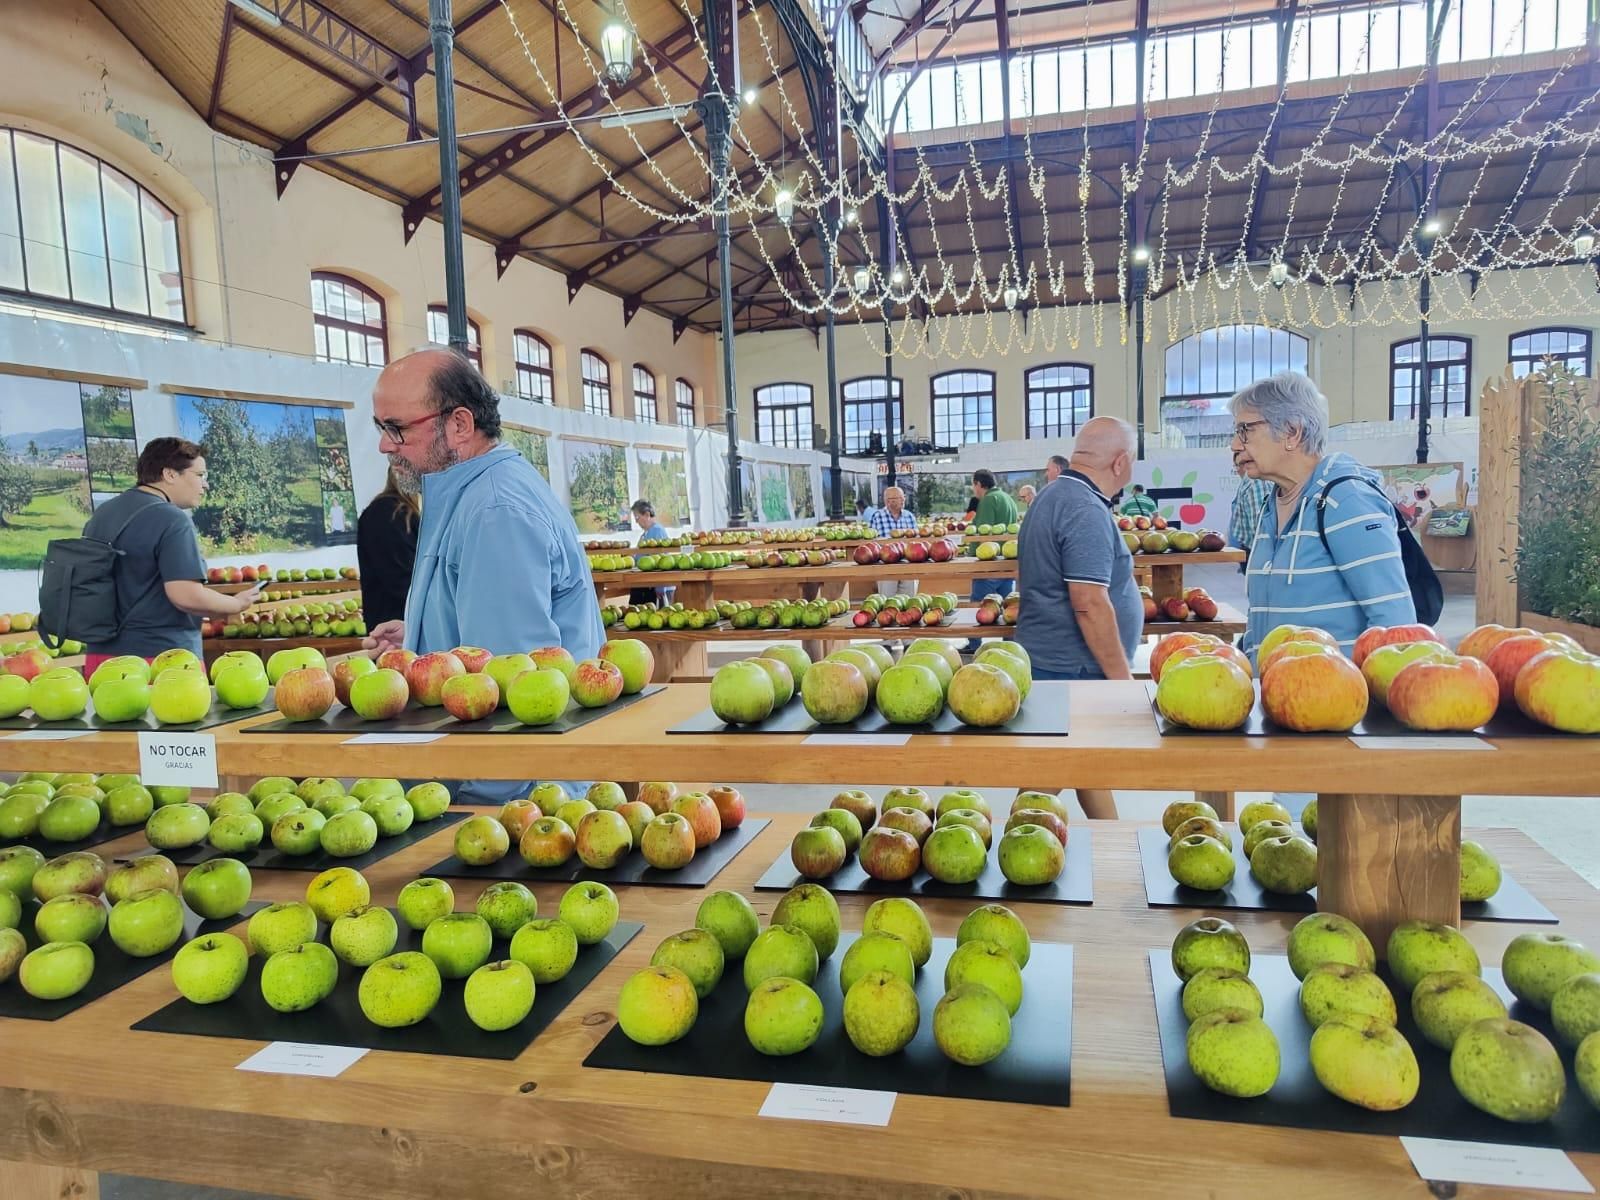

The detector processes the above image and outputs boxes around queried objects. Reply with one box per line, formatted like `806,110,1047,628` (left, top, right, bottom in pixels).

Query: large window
427,306,481,369
931,371,997,445
632,365,658,424
1161,324,1308,446
1391,336,1472,420
841,377,904,454
754,383,814,448
311,273,386,367
1509,328,1592,378
581,350,612,417
1025,364,1093,437
675,378,695,426
0,128,184,322
514,330,553,403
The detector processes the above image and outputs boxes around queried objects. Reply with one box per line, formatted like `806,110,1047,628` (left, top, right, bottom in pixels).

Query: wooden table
0,810,1594,1199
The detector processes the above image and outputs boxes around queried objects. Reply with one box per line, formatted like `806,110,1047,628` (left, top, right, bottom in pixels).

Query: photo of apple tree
502,424,550,482
759,463,791,522
635,447,689,526
911,472,974,518
176,394,354,553
787,463,815,519
566,438,629,533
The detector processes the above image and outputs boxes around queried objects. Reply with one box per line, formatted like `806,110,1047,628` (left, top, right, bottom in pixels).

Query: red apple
1514,649,1600,733
570,658,625,707
1006,807,1069,846
1142,595,1160,622
275,667,336,722
1161,597,1191,621
498,798,543,842
1150,632,1224,683
637,781,678,815
240,565,257,583
880,543,903,565
1256,623,1340,668
1362,640,1452,706
930,540,954,562
1164,642,1254,679
1189,595,1219,621
376,648,417,674
441,673,499,721
519,817,576,868
852,610,874,628
1260,640,1338,678
853,543,880,565
858,826,921,881
331,657,376,707
207,567,225,584
1485,635,1563,709
407,651,466,706
1351,623,1444,667
1456,624,1536,662
906,542,930,564
1387,653,1498,731
707,784,745,830
876,608,899,629
1117,516,1134,531
670,791,722,848
6,648,52,682
451,645,493,673
1260,652,1368,732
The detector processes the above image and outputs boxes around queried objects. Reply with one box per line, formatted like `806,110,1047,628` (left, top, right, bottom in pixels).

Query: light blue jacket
406,444,602,662
1242,452,1416,658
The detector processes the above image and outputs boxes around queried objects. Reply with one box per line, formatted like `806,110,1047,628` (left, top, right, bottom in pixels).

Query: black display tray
2,818,140,855
133,911,642,1060
146,809,468,873
585,932,1073,1107
241,685,664,735
667,679,1070,737
1150,950,1600,1151
1145,682,1595,738
755,826,1093,906
1134,827,1556,924
0,899,266,1022
421,818,769,887
0,692,276,733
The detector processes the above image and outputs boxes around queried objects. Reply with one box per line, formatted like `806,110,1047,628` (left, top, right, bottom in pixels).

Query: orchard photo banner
565,438,629,534
503,424,551,482
635,447,690,527
786,463,815,520
758,462,792,522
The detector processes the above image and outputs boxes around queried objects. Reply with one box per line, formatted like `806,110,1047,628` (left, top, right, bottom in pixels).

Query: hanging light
852,265,872,293
1003,285,1019,310
1420,216,1443,238
1269,260,1290,288
742,86,758,106
890,267,905,285
1575,233,1596,258
1130,245,1151,265
844,207,858,226
774,187,795,225
599,20,636,86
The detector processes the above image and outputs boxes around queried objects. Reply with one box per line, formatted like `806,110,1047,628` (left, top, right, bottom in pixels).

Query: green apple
464,960,535,1031
170,932,249,1004
247,901,318,956
558,881,619,945
0,888,20,932
1459,840,1503,902
1449,1018,1566,1122
453,814,509,866
1182,968,1263,1022
270,809,326,856
1500,932,1600,1010
29,670,90,721
944,939,1024,1015
0,792,49,839
933,982,1012,1066
1241,819,1292,859
0,927,23,982
349,778,404,804
296,777,345,805
19,940,95,1000
1249,834,1318,895
936,789,991,820
484,654,536,703
526,782,570,812
396,877,455,931
1386,920,1481,994
105,855,179,904
744,975,822,1055
261,941,338,1013
248,777,297,803
313,793,361,820
1299,962,1398,1027
1302,799,1319,841
1287,912,1376,980
474,882,538,941
206,792,255,822
359,951,443,1028
145,803,210,850
1171,917,1250,982
331,905,399,967
207,650,264,685
1411,970,1508,1049
839,931,916,996
881,786,935,818
0,846,47,898
693,890,759,960
253,793,306,826
305,866,370,923
422,912,494,979
38,794,102,842
650,928,725,999
553,798,596,832
320,810,379,859
360,793,414,838
808,808,863,854
35,893,107,944
266,646,325,685
922,824,987,884
214,664,269,710
0,675,30,718
1309,1014,1419,1110
91,654,152,689
150,647,200,676
1576,1032,1600,1111
619,965,700,1045
1167,834,1235,891
742,924,818,990
149,669,211,725
585,782,628,811
1552,973,1600,1047
405,781,453,822
31,850,107,900
108,888,184,956
997,824,1065,886
862,897,932,968
770,883,841,961
509,918,579,984
179,857,252,920
506,667,571,726
842,969,920,1056
148,786,192,808
1187,1008,1280,1097
92,676,150,723
208,813,265,854
1238,799,1293,834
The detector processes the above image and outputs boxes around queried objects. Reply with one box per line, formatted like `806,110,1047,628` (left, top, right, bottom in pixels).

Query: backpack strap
1313,474,1389,558
105,495,175,634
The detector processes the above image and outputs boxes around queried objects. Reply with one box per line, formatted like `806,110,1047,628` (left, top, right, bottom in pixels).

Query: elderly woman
1230,371,1415,661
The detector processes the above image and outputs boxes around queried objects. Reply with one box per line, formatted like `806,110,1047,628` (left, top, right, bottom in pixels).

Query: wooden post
0,1160,98,1198
1474,367,1531,627
1196,790,1234,821
1315,792,1462,955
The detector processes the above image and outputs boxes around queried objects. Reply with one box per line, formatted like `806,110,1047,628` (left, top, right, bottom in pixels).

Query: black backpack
37,501,163,649
1314,475,1444,626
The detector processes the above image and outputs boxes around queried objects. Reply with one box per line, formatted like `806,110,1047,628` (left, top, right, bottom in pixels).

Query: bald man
1015,416,1142,818
870,485,920,601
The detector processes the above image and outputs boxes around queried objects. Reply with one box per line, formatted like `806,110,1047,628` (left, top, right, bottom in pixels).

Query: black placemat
668,679,1070,737
1134,827,1556,924
132,912,642,1061
0,692,277,733
1145,682,1596,739
0,899,266,1022
241,684,665,735
585,932,1072,1107
421,818,769,887
2,818,140,855
754,826,1093,906
146,809,469,873
1150,950,1600,1151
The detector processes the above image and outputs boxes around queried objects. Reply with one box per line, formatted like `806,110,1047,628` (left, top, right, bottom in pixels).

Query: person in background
960,468,1019,653
962,493,980,525
1013,417,1141,819
1119,483,1158,518
1017,484,1037,510
1231,371,1415,661
1043,454,1069,485
629,499,673,606
870,485,920,605
1228,464,1272,574
357,467,420,628
81,438,258,675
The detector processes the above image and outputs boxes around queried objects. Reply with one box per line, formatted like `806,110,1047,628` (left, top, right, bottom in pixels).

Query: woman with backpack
1229,372,1423,665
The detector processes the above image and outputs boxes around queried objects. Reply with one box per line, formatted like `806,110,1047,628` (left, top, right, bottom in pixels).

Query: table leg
647,581,712,682
1316,793,1462,955
1196,790,1234,821
1148,563,1182,605
0,1159,98,1198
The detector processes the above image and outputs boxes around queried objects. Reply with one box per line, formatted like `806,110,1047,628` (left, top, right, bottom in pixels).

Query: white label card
136,731,219,788
803,733,910,747
7,730,94,740
1401,1136,1594,1194
237,1041,368,1079
1350,736,1495,751
343,733,447,745
759,1083,897,1127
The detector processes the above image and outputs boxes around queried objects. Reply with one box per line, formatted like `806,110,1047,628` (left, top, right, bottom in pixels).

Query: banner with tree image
502,425,550,481
787,463,815,519
758,462,792,522
566,438,629,534
635,447,690,526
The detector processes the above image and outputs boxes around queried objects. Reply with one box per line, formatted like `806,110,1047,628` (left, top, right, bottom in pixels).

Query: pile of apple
0,645,269,727
759,526,838,543
726,597,849,631
270,638,655,727
969,539,1018,564
791,787,1068,888
688,529,757,546
448,780,746,874
616,886,1032,1067
851,539,959,567
206,565,356,585
741,547,842,569
819,523,875,541
166,864,623,1033
0,612,37,635
2,636,85,662
973,590,1020,627
1141,585,1220,623
206,597,366,641
1163,797,1317,895
1173,913,1600,1118
0,770,187,844
0,842,255,1003
852,592,959,629
605,601,719,632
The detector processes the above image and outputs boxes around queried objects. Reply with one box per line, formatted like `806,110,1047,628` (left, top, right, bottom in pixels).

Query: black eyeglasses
373,406,461,446
1231,419,1269,443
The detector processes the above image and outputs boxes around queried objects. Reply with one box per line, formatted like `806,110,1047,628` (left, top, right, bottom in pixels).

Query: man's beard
388,424,458,494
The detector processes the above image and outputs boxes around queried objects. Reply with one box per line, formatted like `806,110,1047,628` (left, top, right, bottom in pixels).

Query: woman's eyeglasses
1231,420,1268,443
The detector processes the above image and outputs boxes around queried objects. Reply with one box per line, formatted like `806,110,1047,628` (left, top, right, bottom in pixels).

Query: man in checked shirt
869,485,921,604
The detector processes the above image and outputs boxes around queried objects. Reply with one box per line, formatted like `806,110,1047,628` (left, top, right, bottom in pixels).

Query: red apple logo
1179,503,1206,525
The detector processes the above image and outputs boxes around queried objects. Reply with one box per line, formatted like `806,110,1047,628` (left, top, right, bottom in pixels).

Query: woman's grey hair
1229,370,1328,455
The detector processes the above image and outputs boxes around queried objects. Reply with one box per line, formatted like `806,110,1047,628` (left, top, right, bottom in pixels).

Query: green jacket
974,488,1018,528
1120,493,1158,517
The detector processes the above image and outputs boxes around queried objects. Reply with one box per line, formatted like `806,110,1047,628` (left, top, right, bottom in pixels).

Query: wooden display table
0,812,1594,1198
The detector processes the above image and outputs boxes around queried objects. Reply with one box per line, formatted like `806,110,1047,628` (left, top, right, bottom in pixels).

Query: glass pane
1085,45,1112,109
1111,41,1136,106
930,65,957,129
1308,12,1338,77
58,146,109,308
1286,16,1310,80
313,324,328,361
0,133,25,291
140,192,182,321
1169,34,1195,98
1225,27,1254,91
98,168,146,314
1399,3,1428,64
15,132,69,299
1060,48,1085,111
1556,0,1586,43
1033,49,1058,115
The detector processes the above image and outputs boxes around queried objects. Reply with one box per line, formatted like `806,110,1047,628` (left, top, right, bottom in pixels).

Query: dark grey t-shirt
1014,471,1142,676
80,489,205,657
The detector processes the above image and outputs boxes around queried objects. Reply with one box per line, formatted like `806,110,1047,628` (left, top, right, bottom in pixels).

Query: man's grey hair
1228,370,1328,455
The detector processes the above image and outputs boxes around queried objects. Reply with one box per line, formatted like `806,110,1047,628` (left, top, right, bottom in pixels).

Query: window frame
581,349,613,417
632,363,659,424
1508,327,1592,379
754,382,815,449
426,305,482,369
930,369,998,446
513,329,554,403
841,375,905,454
674,378,695,426
1024,363,1095,437
1390,335,1473,420
310,272,388,367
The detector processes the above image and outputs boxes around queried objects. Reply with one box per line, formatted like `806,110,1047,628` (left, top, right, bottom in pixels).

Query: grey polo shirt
1014,469,1142,676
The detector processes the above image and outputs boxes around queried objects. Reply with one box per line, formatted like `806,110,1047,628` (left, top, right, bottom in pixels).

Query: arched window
754,383,814,448
1162,324,1308,444
0,127,184,321
675,378,695,426
311,273,387,367
514,330,553,402
931,370,996,445
1391,336,1471,419
1025,364,1093,437
841,377,904,454
581,350,612,416
1509,328,1591,378
427,305,481,368
632,365,658,424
